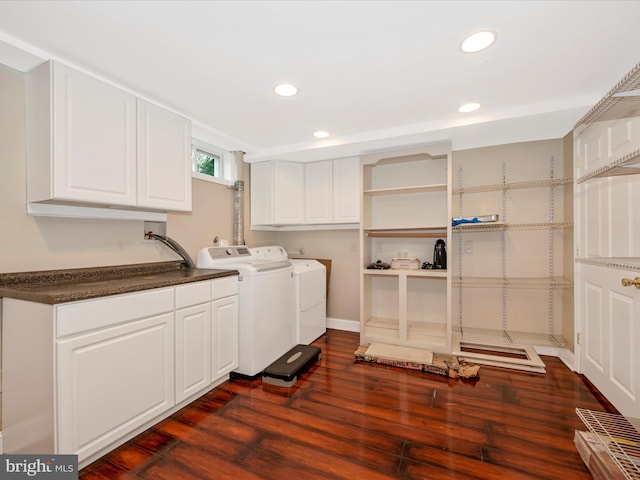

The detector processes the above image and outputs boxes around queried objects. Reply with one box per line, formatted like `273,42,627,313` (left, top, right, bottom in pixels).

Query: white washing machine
196,245,295,377
289,259,326,344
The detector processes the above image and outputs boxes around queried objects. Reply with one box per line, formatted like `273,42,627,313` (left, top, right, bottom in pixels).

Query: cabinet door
333,157,360,223
211,296,239,379
175,303,212,403
579,263,640,417
250,161,273,225
137,99,192,212
305,160,333,224
49,62,137,205
57,312,174,460
274,161,305,224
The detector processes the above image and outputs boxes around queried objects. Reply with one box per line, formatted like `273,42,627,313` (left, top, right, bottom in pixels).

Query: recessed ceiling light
274,83,298,97
314,131,330,139
458,103,480,113
460,30,496,53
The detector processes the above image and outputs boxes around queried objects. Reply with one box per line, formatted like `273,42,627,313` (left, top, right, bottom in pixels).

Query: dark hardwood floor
80,329,614,479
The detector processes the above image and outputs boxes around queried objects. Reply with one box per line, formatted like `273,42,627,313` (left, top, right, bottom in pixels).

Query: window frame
191,139,235,186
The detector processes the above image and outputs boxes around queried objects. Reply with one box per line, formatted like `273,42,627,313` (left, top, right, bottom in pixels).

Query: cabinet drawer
56,287,174,338
175,281,211,309
211,276,238,300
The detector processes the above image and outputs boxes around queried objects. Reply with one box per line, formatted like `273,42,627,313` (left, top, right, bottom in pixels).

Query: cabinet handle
621,277,640,288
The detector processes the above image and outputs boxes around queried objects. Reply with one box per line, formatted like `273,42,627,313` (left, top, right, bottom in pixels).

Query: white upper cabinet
26,61,192,212
251,156,360,228
250,161,273,226
251,160,305,225
332,156,360,223
274,161,305,224
305,160,333,224
137,99,192,211
27,61,137,206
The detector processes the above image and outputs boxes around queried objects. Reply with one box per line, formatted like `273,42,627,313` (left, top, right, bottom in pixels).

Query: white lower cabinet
174,277,239,403
175,302,212,403
57,311,175,459
1,275,238,467
211,295,239,378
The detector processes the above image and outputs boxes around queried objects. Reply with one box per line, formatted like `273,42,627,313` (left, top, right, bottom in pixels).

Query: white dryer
196,245,295,377
289,259,326,344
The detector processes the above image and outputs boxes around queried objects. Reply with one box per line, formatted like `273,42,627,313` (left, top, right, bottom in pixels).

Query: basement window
191,140,235,186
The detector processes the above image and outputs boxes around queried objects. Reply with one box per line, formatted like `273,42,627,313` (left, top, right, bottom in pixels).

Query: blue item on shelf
452,217,480,227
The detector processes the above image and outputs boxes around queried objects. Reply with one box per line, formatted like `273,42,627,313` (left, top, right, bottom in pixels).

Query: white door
52,62,137,206
579,263,640,417
211,296,239,379
137,99,192,211
175,303,212,402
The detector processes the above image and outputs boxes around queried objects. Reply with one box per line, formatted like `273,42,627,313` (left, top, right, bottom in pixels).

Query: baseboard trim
534,346,575,371
327,317,360,332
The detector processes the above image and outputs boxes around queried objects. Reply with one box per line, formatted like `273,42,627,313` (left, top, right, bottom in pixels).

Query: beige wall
275,229,360,323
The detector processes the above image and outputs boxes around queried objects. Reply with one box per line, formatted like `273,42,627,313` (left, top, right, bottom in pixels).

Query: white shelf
364,183,447,196
453,276,573,289
408,322,448,347
576,408,640,480
576,149,640,184
360,142,452,353
454,326,568,348
453,221,572,232
364,269,447,278
408,321,447,333
365,316,398,329
364,226,447,233
362,318,448,348
452,177,572,195
575,60,640,129
363,317,399,341
577,257,640,272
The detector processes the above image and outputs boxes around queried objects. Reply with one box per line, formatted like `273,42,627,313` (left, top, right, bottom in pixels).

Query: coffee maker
433,239,446,269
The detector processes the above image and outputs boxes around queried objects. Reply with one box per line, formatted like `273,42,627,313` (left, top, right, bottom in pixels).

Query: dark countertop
0,261,238,305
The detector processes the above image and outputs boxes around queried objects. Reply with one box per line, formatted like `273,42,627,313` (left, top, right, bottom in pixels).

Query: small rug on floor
355,343,480,378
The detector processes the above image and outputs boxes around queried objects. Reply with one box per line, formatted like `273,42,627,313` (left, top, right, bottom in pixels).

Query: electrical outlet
350,241,357,252
464,240,473,253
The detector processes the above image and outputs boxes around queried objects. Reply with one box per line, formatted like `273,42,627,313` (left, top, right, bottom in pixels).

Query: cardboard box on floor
355,343,480,379
574,430,628,480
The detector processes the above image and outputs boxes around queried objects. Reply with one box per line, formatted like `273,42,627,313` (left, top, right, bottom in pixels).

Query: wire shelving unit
576,408,640,480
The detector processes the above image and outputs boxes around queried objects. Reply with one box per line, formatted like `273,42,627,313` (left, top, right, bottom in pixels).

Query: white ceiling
1,0,639,162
